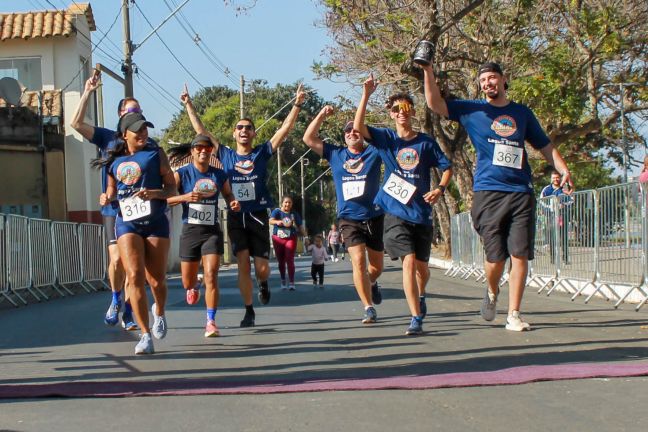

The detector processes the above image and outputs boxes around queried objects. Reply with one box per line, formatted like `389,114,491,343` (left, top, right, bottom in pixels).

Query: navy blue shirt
367,127,451,226
322,142,383,220
270,209,302,238
446,99,550,193
218,141,274,213
177,163,228,225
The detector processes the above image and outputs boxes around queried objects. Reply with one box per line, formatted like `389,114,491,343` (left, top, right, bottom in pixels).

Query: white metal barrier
0,214,15,306
449,181,648,310
78,223,109,291
52,221,88,294
6,215,33,304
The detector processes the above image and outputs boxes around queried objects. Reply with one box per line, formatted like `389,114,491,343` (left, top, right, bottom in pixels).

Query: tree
315,0,648,254
162,81,341,236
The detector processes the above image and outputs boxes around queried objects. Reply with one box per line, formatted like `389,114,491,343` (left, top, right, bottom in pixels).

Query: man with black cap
181,84,305,328
303,105,385,324
71,71,157,332
420,61,574,331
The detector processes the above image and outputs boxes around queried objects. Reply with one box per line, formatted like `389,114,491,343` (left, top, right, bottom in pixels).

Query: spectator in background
327,224,341,262
269,195,306,291
308,235,328,289
640,156,648,183
540,170,573,264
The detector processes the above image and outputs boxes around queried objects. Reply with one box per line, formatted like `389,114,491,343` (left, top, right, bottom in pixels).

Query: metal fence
448,181,648,311
0,214,106,307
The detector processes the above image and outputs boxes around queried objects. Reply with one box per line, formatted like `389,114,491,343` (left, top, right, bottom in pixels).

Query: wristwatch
437,185,446,195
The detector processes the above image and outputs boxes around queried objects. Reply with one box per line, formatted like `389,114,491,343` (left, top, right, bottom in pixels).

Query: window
0,57,42,90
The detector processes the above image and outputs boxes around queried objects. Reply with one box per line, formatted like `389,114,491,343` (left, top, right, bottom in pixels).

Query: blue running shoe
419,296,427,319
104,300,121,326
121,312,138,331
371,282,382,305
362,306,378,324
405,316,423,336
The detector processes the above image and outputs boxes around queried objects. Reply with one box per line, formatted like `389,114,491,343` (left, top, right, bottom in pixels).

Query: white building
0,3,101,223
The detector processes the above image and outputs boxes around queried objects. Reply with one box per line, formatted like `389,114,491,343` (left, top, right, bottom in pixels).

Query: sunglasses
344,128,357,134
390,102,412,113
235,124,254,131
125,107,142,114
193,145,213,153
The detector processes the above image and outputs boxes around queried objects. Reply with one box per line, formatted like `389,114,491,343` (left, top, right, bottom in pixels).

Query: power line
135,74,179,118
132,0,206,90
136,66,181,109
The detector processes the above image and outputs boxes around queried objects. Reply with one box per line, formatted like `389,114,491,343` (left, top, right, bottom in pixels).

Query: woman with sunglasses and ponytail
181,83,306,328
93,112,176,355
168,135,240,338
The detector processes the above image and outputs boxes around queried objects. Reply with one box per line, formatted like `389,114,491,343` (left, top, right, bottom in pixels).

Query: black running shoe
258,281,271,305
371,282,382,305
240,311,255,328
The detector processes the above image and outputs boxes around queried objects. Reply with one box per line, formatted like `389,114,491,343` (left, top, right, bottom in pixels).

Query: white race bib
342,180,366,200
383,173,417,205
119,196,151,222
232,182,256,201
188,203,216,225
492,144,523,169
277,227,291,239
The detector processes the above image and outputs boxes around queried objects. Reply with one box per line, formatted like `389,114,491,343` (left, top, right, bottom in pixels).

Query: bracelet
437,185,446,194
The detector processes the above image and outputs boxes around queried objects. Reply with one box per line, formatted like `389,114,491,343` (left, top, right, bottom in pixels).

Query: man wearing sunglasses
419,61,573,331
303,106,385,325
72,71,158,332
182,84,306,327
354,74,452,336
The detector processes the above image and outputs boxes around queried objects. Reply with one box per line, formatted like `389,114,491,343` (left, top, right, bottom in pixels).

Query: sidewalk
1,255,647,431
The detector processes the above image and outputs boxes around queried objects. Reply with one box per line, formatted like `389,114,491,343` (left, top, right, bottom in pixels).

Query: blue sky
3,0,355,133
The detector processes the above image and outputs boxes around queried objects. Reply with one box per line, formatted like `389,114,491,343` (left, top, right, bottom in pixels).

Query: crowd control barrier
0,214,107,307
448,181,648,311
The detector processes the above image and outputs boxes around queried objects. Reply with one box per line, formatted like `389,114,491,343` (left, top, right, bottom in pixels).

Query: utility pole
300,157,307,230
121,0,134,97
240,75,245,118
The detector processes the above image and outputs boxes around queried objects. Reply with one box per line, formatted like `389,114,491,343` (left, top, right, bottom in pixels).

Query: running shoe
362,306,377,324
186,288,201,305
280,279,288,290
480,287,498,322
288,283,295,291
313,281,318,289
405,316,423,336
319,284,324,290
240,310,255,328
258,281,271,305
104,300,121,326
121,312,138,331
419,296,427,319
204,320,220,337
505,310,531,331
371,282,382,305
135,333,154,355
151,303,167,339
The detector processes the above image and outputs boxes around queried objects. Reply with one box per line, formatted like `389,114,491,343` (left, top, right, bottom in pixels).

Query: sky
2,0,356,134
3,0,645,178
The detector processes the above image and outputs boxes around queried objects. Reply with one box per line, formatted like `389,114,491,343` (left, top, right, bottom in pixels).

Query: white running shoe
505,310,531,331
135,333,154,355
151,303,167,339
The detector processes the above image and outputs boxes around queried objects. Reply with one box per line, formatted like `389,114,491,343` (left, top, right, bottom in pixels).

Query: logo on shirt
343,157,364,174
234,160,254,175
491,115,517,137
282,216,293,227
396,148,419,171
194,178,217,197
115,161,141,186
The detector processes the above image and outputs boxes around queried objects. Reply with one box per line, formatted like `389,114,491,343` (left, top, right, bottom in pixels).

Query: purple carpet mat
2,362,648,398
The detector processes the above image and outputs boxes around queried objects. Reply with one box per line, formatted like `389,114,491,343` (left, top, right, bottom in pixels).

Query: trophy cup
413,40,435,66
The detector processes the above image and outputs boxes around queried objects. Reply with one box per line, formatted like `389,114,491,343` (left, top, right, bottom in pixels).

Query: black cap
191,134,213,147
343,121,354,133
119,112,154,134
478,62,504,76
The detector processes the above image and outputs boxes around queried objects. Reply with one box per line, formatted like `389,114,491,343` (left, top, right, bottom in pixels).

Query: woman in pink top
639,156,648,183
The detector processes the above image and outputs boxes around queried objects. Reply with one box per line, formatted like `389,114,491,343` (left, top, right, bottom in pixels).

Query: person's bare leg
402,254,421,317
484,259,506,297
366,247,384,284
507,255,528,313
236,250,254,305
144,237,170,317
203,254,221,310
348,244,371,306
117,234,148,333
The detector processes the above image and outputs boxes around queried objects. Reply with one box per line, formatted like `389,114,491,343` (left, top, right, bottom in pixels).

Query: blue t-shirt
367,126,452,226
446,99,550,193
91,127,158,216
218,141,274,213
270,209,302,238
176,163,228,225
323,142,383,220
109,148,166,223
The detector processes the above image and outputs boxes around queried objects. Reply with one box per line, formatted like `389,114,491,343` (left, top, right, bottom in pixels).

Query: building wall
0,13,101,223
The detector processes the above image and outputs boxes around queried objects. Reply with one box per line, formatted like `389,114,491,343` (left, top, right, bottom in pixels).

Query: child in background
308,235,328,289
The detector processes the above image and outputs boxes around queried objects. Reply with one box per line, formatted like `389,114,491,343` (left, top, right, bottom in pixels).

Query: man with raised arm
354,75,453,336
420,61,573,331
181,84,306,327
303,105,385,324
71,70,156,331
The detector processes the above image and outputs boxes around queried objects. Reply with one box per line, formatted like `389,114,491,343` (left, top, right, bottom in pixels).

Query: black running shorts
227,210,271,259
383,213,433,262
179,223,224,261
338,215,384,252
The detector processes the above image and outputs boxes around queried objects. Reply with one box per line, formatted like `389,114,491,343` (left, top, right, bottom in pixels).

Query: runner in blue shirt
168,135,240,338
71,70,156,331
181,84,306,327
421,61,573,331
269,196,306,291
303,105,386,324
540,170,574,264
354,75,453,336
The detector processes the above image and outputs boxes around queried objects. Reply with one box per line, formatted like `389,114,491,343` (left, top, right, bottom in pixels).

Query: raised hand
180,83,190,105
363,73,378,96
295,83,306,106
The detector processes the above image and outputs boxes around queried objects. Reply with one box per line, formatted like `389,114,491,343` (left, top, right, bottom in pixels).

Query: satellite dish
0,77,24,106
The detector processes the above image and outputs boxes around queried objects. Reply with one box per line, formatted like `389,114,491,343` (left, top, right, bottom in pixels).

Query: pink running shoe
186,288,200,305
204,320,220,337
